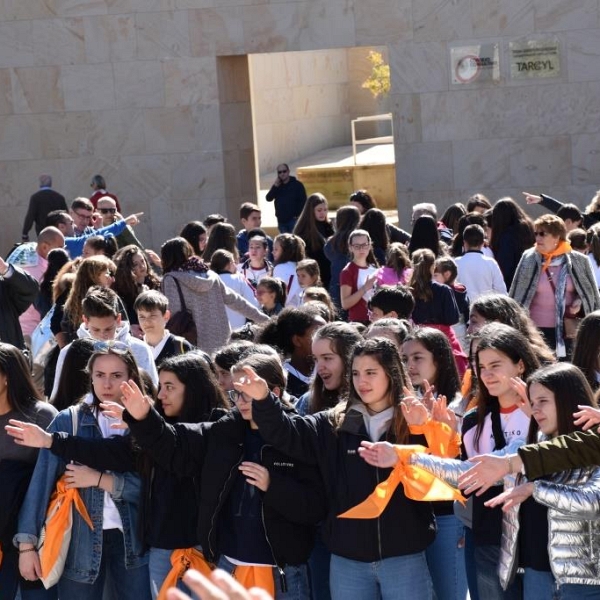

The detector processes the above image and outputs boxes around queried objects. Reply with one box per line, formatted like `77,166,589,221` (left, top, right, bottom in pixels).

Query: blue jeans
278,219,297,234
425,514,467,600
217,556,309,600
523,568,556,600
558,584,600,599
329,552,432,600
464,527,480,600
474,545,521,600
58,530,151,600
148,547,201,600
308,531,331,600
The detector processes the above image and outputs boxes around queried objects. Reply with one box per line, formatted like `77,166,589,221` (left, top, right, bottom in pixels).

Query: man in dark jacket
21,174,67,240
265,164,307,233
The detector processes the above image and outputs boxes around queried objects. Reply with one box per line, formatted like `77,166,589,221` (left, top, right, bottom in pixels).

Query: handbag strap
545,268,557,295
69,405,78,437
165,276,188,311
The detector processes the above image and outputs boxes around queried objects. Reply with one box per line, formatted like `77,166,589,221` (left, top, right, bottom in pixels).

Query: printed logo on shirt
347,449,357,455
273,461,294,468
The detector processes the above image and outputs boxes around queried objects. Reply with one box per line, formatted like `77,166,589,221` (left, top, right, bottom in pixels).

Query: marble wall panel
413,0,473,42
188,7,245,58
0,69,14,115
472,0,534,37
38,112,94,159
192,104,223,153
170,151,225,201
0,115,43,161
61,64,115,111
51,0,108,17
58,155,120,202
84,15,136,64
242,3,305,53
535,81,600,136
219,102,254,152
135,10,190,60
113,61,165,109
477,86,541,139
297,0,356,51
90,109,146,156
163,57,219,107
11,66,64,114
0,21,35,68
355,0,412,45
144,107,197,154
0,0,57,20
253,87,294,124
389,41,447,94
571,133,600,185
420,90,480,142
452,138,512,189
394,141,454,192
251,53,302,91
218,56,251,104
534,0,598,32
291,85,346,120
298,50,348,86
509,135,571,187
390,93,422,144
32,18,85,66
566,29,600,82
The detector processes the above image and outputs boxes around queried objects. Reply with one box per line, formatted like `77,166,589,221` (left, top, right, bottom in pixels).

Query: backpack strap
164,275,188,311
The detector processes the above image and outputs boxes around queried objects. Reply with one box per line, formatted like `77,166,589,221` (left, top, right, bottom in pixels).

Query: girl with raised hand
7,352,228,599
10,344,150,599
118,352,325,600
358,323,540,600
339,229,379,324
401,327,467,600
237,337,440,600
481,363,600,599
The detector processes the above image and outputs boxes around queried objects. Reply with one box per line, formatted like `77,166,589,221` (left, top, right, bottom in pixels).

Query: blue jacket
15,403,147,584
64,220,126,258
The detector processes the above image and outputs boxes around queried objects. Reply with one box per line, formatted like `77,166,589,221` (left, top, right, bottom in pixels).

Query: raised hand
509,377,532,418
484,482,534,512
357,440,400,468
232,366,270,401
120,379,151,420
431,395,458,432
5,420,52,448
522,192,542,204
400,386,429,426
573,405,600,431
124,212,144,226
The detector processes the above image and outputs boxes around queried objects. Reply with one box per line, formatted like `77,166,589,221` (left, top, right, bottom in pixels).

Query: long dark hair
180,221,207,257
113,245,160,309
293,193,333,255
335,338,412,443
408,216,443,257
308,322,363,413
203,222,239,264
0,344,43,417
571,310,600,391
490,197,534,257
51,338,96,411
441,203,467,233
360,208,390,253
409,248,435,302
157,353,228,422
526,363,596,444
329,205,361,254
403,327,460,400
161,237,195,273
473,323,540,451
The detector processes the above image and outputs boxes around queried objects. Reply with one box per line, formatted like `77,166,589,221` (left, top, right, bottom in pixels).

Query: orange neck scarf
40,475,94,579
234,565,275,597
157,548,212,600
338,445,465,519
409,420,461,458
540,240,571,272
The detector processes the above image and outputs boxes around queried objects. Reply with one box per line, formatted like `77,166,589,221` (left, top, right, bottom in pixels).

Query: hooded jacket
162,269,269,355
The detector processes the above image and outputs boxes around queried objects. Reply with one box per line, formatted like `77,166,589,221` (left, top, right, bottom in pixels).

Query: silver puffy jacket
499,466,600,589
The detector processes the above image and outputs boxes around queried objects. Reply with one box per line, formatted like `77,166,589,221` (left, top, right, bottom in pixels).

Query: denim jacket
14,403,147,584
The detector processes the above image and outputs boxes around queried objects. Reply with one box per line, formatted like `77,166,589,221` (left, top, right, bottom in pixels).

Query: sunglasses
99,208,117,214
277,170,288,175
534,231,549,238
93,340,129,353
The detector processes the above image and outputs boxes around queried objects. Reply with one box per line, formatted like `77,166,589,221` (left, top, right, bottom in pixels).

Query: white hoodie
51,321,159,400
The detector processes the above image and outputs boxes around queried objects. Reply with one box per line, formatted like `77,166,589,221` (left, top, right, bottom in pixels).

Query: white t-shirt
219,272,259,329
273,262,303,307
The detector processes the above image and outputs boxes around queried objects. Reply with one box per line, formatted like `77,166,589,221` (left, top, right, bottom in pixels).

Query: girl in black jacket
121,352,325,600
233,338,437,600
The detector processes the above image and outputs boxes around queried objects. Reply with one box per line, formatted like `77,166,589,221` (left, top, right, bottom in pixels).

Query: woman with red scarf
510,214,600,358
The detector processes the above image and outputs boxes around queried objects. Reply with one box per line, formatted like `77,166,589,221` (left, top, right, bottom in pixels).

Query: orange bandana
338,445,465,519
234,565,275,597
157,548,212,600
409,420,461,458
40,475,94,580
540,240,571,272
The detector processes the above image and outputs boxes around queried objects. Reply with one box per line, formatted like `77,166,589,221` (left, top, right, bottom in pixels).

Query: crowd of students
4,188,600,600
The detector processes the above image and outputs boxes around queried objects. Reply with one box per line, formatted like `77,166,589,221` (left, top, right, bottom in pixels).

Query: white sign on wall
509,39,560,79
450,43,500,86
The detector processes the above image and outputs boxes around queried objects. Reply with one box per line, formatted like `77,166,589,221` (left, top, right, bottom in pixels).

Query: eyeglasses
74,211,92,220
99,208,117,214
277,170,288,175
228,390,251,404
93,340,129,353
534,231,549,238
351,243,371,250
